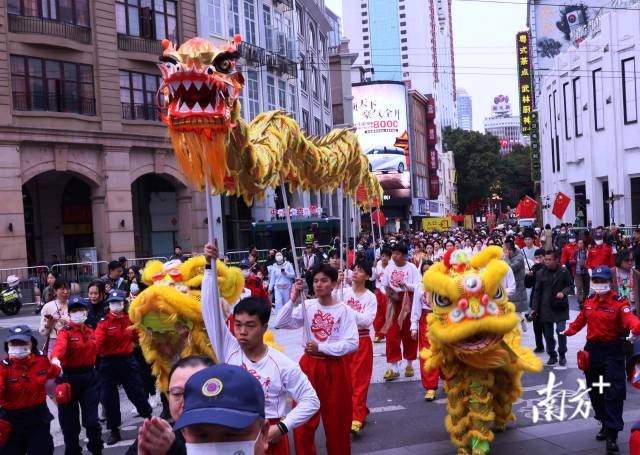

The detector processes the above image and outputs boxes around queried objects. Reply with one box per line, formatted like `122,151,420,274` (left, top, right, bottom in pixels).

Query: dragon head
158,36,244,133
423,246,521,367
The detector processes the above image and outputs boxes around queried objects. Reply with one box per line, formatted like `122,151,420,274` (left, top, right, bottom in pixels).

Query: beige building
0,0,210,269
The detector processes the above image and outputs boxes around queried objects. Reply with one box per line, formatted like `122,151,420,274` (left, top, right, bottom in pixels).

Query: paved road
0,300,636,454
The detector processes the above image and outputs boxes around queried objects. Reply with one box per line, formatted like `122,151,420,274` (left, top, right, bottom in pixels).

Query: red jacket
586,243,615,269
52,323,97,368
560,243,578,269
245,275,270,307
565,292,640,342
95,312,138,357
0,354,60,410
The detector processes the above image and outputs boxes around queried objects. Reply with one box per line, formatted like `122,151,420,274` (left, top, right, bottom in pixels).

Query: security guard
564,266,640,453
95,290,152,445
52,295,103,455
0,325,60,454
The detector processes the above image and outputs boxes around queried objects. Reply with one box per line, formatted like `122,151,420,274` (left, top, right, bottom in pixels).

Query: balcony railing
121,102,162,121
117,34,164,55
266,53,298,79
273,0,293,11
13,92,96,116
8,14,91,44
238,42,266,67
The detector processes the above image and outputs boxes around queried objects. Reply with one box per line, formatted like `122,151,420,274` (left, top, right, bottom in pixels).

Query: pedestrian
268,252,295,313
613,249,638,313
560,233,579,275
85,280,108,329
587,231,615,271
564,265,640,453
169,246,186,262
95,290,152,445
554,224,569,251
302,245,318,297
172,364,270,454
274,266,358,455
239,259,271,304
410,260,440,401
527,249,546,352
541,224,553,251
373,248,391,343
51,296,103,455
248,252,259,273
127,355,214,455
39,278,71,358
342,262,377,435
381,243,420,381
572,238,590,309
502,238,529,322
101,260,126,292
531,250,575,366
42,271,59,305
126,266,144,299
0,325,61,454
202,243,319,455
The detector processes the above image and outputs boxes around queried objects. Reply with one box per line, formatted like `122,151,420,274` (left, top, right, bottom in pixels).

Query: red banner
552,192,571,219
372,209,387,227
515,195,537,218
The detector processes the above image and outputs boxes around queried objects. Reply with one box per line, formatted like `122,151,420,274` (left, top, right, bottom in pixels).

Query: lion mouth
449,333,503,352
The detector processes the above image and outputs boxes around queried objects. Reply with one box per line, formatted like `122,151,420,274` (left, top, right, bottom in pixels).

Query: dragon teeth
193,80,203,90
179,102,190,113
171,81,180,91
205,80,213,89
182,80,192,90
191,103,202,113
204,103,214,113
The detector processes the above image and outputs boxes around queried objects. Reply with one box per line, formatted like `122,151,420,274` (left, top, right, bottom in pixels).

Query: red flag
372,209,386,227
515,195,537,218
356,185,367,203
552,192,571,219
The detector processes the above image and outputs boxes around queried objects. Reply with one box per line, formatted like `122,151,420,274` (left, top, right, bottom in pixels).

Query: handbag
524,255,535,289
55,382,72,405
551,296,569,311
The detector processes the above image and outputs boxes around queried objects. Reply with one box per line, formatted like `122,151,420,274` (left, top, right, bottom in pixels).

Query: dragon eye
206,66,215,75
215,58,232,74
494,287,504,300
433,293,452,308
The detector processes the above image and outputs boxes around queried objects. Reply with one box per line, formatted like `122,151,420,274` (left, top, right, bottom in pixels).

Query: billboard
491,95,512,117
516,31,533,135
352,81,411,206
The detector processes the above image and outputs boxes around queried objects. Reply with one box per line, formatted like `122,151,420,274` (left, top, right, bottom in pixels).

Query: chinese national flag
552,192,571,219
372,209,386,227
515,195,537,218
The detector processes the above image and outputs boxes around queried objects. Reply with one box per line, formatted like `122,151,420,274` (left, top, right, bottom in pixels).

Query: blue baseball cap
238,259,251,269
68,295,88,310
592,266,612,280
106,290,126,303
6,325,33,343
173,364,265,431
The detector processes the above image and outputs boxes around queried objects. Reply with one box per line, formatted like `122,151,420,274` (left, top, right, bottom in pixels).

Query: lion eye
494,287,504,300
214,58,232,74
463,276,482,293
433,293,452,308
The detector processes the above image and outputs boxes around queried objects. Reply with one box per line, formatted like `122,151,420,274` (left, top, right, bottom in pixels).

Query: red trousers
345,335,373,423
631,429,640,455
386,296,418,363
266,418,290,455
418,310,440,390
373,289,387,337
294,354,352,455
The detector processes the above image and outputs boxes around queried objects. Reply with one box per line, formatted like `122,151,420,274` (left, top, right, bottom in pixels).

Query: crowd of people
2,222,640,454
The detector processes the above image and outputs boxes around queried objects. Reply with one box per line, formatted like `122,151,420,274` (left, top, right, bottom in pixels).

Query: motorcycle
0,275,23,316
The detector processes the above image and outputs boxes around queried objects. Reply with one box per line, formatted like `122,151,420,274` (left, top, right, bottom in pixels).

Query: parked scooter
0,275,22,316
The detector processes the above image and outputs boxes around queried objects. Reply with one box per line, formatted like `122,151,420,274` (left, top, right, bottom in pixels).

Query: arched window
308,21,316,49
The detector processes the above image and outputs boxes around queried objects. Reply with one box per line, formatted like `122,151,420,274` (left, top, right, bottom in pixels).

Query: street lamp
606,191,624,224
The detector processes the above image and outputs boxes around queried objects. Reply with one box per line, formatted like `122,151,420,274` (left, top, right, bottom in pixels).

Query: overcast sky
324,0,528,131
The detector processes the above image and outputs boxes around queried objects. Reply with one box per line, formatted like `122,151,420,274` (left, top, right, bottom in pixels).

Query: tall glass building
456,88,472,131
369,0,401,81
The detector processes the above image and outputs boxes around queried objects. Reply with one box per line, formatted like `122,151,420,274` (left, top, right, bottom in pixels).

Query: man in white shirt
342,263,377,435
268,253,295,313
381,243,420,381
274,265,358,455
202,244,320,455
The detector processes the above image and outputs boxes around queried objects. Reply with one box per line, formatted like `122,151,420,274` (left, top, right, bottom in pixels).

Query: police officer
0,325,60,454
95,290,152,445
51,296,103,455
564,266,640,453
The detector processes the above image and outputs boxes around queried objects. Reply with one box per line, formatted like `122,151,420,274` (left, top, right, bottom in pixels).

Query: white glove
51,358,61,367
628,334,638,344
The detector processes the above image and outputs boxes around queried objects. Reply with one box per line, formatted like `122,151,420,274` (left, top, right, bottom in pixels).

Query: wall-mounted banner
516,31,533,135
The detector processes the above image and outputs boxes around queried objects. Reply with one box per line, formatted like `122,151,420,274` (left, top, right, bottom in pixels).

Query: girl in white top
39,278,70,358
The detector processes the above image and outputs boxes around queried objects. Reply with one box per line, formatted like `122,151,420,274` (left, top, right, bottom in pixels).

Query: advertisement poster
352,81,411,206
422,217,451,231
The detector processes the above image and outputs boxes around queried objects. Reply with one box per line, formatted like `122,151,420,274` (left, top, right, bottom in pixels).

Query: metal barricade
51,261,108,291
125,257,168,268
225,250,249,265
0,265,50,303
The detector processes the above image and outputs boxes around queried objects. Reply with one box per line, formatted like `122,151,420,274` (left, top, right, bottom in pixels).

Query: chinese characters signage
530,111,541,180
270,206,323,220
516,31,533,135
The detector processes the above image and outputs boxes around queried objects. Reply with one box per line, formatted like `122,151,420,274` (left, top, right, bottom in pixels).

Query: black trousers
2,403,53,455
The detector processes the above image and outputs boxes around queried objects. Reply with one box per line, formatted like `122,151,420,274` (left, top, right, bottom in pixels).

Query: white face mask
109,302,124,313
70,311,87,324
275,255,283,263
595,239,603,245
8,345,31,359
130,283,139,294
241,269,251,278
185,433,258,455
569,238,576,243
591,282,610,295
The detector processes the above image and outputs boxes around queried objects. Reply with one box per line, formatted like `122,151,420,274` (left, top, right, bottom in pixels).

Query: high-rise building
342,0,458,129
483,95,528,154
456,88,472,131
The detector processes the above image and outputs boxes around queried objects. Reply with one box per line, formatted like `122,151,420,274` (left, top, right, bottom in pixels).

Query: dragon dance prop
421,246,543,455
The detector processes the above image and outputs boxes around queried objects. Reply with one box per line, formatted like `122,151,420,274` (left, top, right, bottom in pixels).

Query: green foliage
496,143,535,208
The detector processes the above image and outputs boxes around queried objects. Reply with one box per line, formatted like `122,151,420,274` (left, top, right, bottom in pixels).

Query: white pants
274,286,291,312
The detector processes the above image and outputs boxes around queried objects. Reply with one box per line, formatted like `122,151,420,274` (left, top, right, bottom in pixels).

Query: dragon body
422,247,543,454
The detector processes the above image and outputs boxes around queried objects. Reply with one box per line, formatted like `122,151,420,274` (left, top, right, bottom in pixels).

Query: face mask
569,238,576,243
109,302,124,313
8,345,31,359
591,282,610,295
185,433,258,455
241,269,251,278
275,255,283,263
70,311,87,324
560,230,566,234
130,283,139,294
595,240,603,245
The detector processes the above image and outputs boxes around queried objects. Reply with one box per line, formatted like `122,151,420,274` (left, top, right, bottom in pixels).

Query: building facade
456,87,472,131
537,9,640,227
483,96,529,154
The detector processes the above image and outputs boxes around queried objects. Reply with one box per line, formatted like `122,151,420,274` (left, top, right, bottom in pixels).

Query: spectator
302,245,318,296
223,254,230,265
248,252,259,273
118,256,127,268
238,259,270,304
39,278,71,358
554,224,569,250
527,249,546,353
173,364,269,454
268,252,294,313
632,228,640,269
541,224,553,251
41,271,59,306
170,246,187,263
613,249,638,313
573,239,590,308
503,238,528,322
532,250,574,366
101,260,126,292
126,266,144,299
85,280,107,329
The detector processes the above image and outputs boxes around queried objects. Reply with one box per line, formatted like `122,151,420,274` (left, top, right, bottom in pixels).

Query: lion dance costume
421,246,543,454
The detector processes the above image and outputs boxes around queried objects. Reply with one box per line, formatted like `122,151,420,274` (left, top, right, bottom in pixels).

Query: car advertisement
352,81,411,206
